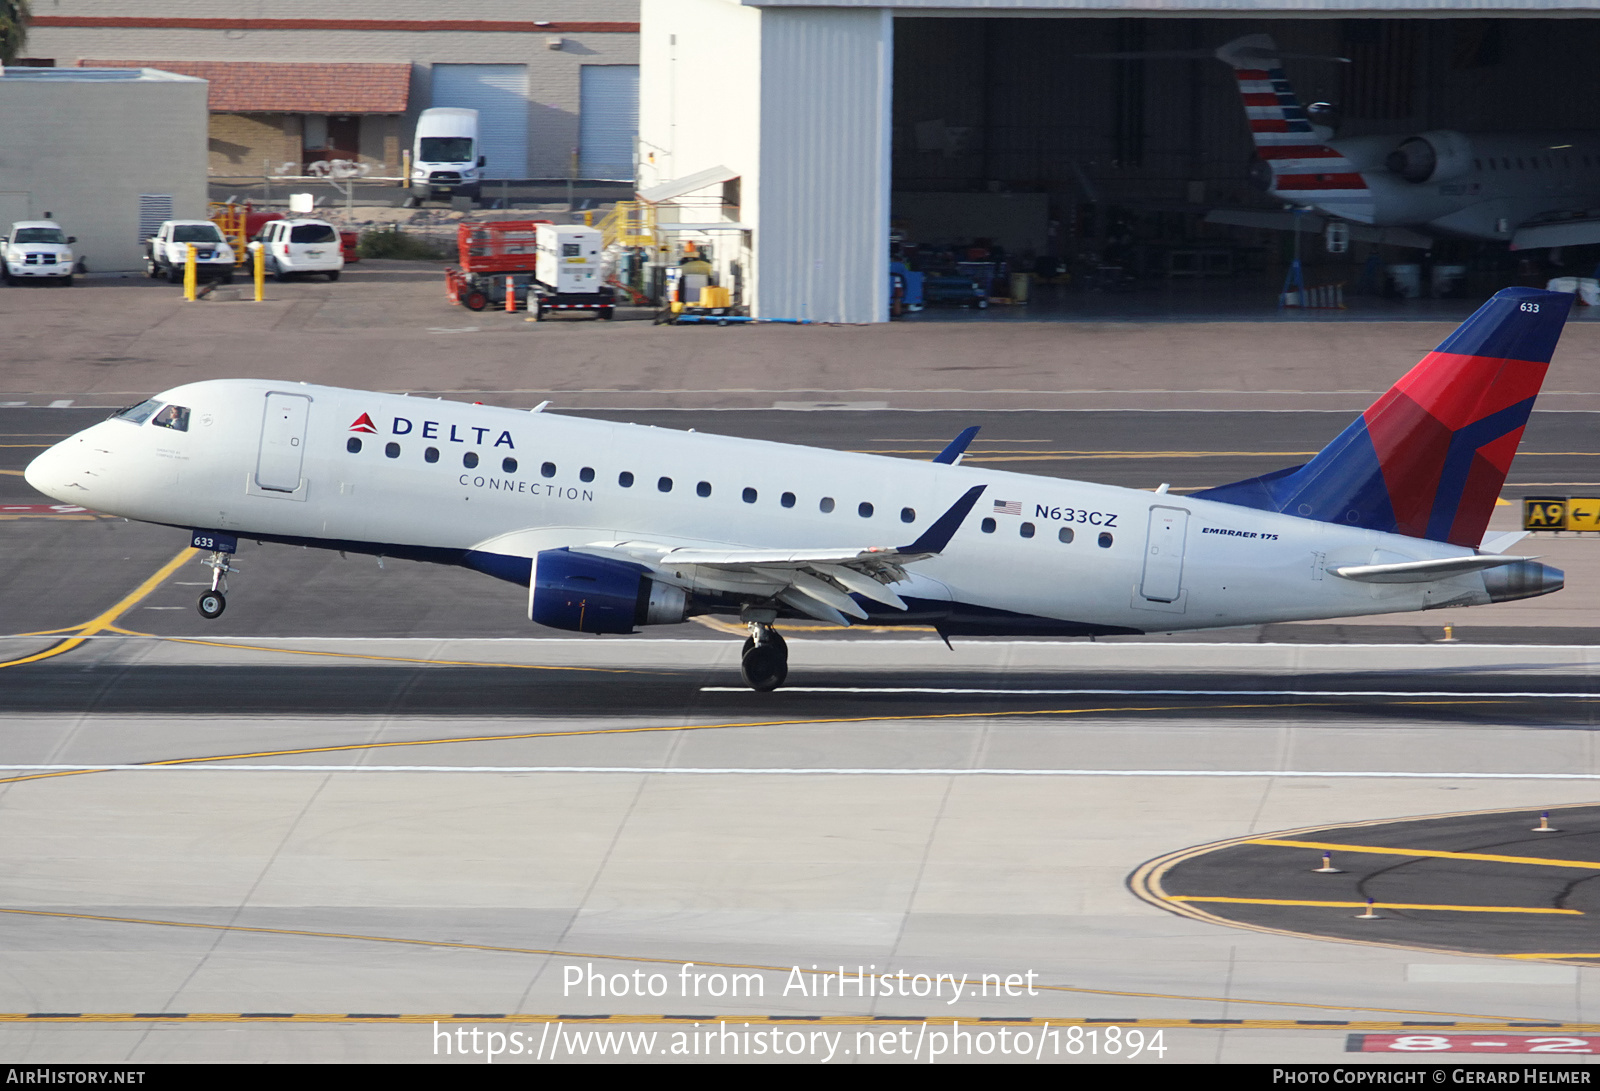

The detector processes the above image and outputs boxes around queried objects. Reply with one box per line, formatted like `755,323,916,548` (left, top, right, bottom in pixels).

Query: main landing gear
197,549,237,620
740,609,788,692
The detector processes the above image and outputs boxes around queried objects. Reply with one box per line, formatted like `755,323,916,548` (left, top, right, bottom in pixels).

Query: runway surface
8,407,1600,1064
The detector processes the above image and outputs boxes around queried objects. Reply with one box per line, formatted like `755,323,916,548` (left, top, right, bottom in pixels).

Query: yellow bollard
183,243,197,301
252,243,265,301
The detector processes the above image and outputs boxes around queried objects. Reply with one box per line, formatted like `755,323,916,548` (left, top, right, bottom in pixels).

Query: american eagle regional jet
1210,34,1600,251
24,288,1570,690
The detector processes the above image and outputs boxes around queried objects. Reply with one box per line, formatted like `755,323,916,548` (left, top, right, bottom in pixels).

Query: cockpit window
112,399,162,424
152,404,190,432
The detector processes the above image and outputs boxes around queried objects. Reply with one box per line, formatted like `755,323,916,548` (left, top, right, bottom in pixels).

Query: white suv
145,220,235,284
255,218,344,281
3,220,77,286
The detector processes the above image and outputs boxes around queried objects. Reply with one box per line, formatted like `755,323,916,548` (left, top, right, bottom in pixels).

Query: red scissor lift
444,219,550,311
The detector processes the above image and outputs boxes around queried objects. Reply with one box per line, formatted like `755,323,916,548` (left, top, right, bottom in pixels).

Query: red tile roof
79,60,411,113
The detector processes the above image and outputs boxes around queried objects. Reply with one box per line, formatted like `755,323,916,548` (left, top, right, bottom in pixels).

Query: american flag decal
993,500,1022,516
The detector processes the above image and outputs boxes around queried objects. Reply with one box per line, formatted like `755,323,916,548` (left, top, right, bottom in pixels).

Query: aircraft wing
578,484,987,624
1203,209,1433,249
1511,219,1600,251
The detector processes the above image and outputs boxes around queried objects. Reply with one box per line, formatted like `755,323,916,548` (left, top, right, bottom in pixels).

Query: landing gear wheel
197,590,226,620
739,629,788,692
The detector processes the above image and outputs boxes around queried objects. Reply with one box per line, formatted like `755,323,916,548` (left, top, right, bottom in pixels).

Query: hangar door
579,65,639,180
431,64,529,180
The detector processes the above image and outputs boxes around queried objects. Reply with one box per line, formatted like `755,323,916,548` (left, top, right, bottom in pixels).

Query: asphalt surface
1146,806,1600,960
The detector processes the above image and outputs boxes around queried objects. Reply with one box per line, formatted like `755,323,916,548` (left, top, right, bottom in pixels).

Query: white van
409,107,484,205
255,219,344,281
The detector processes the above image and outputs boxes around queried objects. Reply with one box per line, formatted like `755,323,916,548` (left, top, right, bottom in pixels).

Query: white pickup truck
3,220,77,286
144,220,235,284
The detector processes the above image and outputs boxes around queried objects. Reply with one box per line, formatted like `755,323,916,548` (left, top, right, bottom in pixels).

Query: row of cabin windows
345,436,919,521
981,516,1114,548
1477,155,1597,172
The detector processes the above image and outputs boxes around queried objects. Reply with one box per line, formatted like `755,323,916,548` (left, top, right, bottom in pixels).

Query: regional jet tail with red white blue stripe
1212,34,1600,251
24,288,1571,690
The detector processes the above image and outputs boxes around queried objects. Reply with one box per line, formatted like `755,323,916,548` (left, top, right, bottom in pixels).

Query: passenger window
385,442,400,459
347,437,362,454
152,404,190,432
425,447,439,463
1098,532,1113,548
819,497,835,513
781,492,796,508
541,462,556,478
580,467,595,483
981,517,996,533
619,471,634,487
1020,522,1035,538
858,502,873,518
658,476,673,492
697,481,712,497
900,507,915,523
1058,526,1074,544
464,452,479,469
742,487,757,504
502,457,518,473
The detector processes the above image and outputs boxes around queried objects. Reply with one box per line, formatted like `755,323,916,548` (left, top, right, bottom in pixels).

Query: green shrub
358,226,452,261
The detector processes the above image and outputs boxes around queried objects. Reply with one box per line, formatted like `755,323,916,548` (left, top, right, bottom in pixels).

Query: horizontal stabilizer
1329,554,1531,584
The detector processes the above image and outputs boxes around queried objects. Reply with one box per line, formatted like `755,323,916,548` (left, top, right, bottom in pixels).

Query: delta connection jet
24,288,1570,690
1210,34,1600,251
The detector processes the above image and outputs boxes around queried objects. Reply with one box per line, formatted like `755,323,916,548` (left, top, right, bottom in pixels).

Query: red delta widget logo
350,411,516,448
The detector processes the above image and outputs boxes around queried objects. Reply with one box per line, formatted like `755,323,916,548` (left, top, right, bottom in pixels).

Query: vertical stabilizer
1217,34,1373,220
1194,287,1573,547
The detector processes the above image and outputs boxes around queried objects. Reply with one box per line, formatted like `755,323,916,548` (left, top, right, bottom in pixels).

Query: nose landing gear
196,550,237,620
739,610,788,692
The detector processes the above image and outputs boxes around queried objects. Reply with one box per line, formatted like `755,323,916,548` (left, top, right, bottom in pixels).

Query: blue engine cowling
529,548,688,634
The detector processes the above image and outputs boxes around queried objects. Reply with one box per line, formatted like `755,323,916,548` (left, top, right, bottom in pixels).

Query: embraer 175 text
24,288,1571,690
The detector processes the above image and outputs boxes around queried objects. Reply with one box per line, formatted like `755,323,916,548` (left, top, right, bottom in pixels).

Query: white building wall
640,0,889,324
756,8,889,324
0,71,209,272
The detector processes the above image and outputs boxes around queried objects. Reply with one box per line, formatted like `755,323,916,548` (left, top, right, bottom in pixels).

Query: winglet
933,426,980,465
899,485,986,555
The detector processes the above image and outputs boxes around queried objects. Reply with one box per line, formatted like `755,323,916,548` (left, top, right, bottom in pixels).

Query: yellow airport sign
1568,499,1600,531
1523,496,1600,531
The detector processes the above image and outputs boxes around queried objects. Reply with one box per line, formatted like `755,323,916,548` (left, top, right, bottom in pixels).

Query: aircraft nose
23,436,91,504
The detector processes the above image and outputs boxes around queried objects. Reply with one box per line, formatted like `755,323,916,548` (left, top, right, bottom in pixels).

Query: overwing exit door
1140,505,1190,603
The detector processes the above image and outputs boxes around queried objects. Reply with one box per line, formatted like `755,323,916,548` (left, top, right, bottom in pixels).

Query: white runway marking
701,686,1600,698
6,765,1600,779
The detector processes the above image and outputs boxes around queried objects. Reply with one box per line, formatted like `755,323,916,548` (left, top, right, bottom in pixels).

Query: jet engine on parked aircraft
1385,130,1475,184
529,548,689,634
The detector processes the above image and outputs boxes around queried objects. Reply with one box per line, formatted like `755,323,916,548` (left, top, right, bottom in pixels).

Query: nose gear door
256,391,311,493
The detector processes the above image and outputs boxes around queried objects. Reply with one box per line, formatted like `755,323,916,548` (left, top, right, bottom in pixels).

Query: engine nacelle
1385,130,1474,184
529,548,688,634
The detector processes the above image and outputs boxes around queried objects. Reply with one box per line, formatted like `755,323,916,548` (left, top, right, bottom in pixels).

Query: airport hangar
638,0,1600,324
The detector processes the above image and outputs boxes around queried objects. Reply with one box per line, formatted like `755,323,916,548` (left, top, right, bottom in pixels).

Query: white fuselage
1292,132,1600,240
25,379,1509,635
